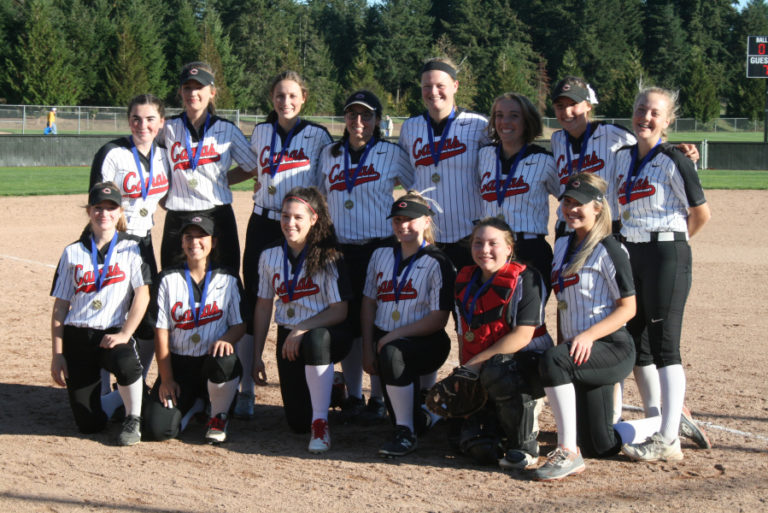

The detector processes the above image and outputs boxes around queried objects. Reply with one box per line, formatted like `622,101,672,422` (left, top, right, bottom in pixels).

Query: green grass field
1,166,766,196
668,131,765,143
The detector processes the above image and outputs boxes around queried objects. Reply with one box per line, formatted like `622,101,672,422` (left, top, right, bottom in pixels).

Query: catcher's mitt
425,366,488,418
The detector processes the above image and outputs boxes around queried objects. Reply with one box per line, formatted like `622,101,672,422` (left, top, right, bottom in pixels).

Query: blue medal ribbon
557,233,585,293
268,119,300,178
392,240,426,307
184,263,212,327
129,136,154,201
89,232,119,292
495,143,528,206
424,107,456,167
343,138,375,194
624,139,662,205
460,268,498,328
282,241,307,302
564,122,594,176
182,112,211,171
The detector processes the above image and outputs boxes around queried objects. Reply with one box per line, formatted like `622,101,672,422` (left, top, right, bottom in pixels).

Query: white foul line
0,254,56,269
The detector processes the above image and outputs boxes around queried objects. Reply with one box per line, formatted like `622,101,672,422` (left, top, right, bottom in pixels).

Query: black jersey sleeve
660,143,707,207
600,236,635,298
89,139,124,189
334,256,354,302
429,247,457,311
510,267,545,326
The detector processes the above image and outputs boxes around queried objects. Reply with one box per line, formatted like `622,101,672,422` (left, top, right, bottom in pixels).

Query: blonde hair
634,86,679,140
564,173,611,275
395,190,436,245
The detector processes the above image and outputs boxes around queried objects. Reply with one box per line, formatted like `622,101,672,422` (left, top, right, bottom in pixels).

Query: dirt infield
1,191,766,512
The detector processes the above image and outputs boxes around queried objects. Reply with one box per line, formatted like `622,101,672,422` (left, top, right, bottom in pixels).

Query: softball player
616,87,712,461
478,93,559,296
252,187,353,452
143,215,245,444
161,61,258,271
362,192,456,457
89,94,170,390
398,57,490,270
534,173,636,481
237,71,333,419
453,217,551,468
50,182,150,445
318,90,413,423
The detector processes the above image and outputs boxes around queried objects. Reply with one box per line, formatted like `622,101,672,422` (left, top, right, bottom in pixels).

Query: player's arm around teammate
50,182,150,446
252,187,353,453
143,215,245,444
316,90,414,422
237,71,333,419
616,87,712,462
532,173,637,481
451,217,552,468
361,193,455,457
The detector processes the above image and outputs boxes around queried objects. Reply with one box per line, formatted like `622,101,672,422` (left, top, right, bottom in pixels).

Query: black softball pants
242,212,283,332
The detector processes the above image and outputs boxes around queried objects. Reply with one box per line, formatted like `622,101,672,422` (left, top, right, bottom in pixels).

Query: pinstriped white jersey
319,139,414,243
551,235,634,341
478,144,560,235
163,114,258,211
258,242,352,329
615,143,707,243
551,122,635,224
250,120,332,213
154,266,244,357
363,244,456,332
398,110,490,242
51,232,150,330
89,137,170,237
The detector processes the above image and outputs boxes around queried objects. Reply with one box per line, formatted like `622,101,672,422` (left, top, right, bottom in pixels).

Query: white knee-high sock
180,398,205,432
613,381,624,424
236,334,255,393
135,337,155,380
370,374,383,399
545,384,577,451
659,364,686,443
386,383,414,432
100,389,122,418
633,365,661,417
117,377,143,417
419,371,438,391
208,377,240,417
341,337,363,399
305,364,333,421
614,416,662,444
100,369,112,395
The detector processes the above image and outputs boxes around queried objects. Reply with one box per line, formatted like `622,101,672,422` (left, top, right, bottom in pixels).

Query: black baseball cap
180,215,215,236
89,182,122,206
387,199,434,219
180,67,215,87
560,178,604,204
551,77,591,104
344,90,382,117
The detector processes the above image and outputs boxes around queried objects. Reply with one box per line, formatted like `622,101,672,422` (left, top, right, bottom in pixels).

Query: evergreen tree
643,1,688,87
681,47,720,123
307,0,368,87
105,20,151,106
165,0,203,93
200,7,241,109
117,0,170,102
298,11,341,116
343,45,387,111
555,48,585,83
477,43,539,114
606,47,646,118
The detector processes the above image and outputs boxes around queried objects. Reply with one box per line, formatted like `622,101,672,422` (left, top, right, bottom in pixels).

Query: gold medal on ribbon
139,208,148,217
267,185,277,195
391,310,400,321
190,333,201,344
622,210,630,221
464,332,475,342
188,178,198,189
344,200,354,210
91,299,102,310
286,307,295,318
557,300,568,311
431,173,441,183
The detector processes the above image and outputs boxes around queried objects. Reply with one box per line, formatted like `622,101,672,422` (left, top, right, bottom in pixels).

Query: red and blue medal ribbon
564,122,594,176
184,263,212,327
282,241,307,302
129,136,154,201
268,119,300,177
460,268,497,328
424,108,456,167
392,240,426,307
343,138,375,194
624,139,662,205
495,143,528,206
182,112,211,171
89,232,119,292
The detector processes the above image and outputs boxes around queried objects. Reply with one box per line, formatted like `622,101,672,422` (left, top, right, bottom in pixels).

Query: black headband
419,61,458,80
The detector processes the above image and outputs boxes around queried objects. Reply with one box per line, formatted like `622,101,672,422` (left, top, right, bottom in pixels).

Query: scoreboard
747,36,768,78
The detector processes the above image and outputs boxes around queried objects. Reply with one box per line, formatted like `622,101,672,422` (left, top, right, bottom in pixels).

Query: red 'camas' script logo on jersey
375,272,418,302
479,172,530,201
412,136,467,167
272,273,320,302
170,300,223,329
616,175,657,205
74,263,126,293
550,270,580,293
556,151,604,184
327,163,381,191
170,142,221,171
122,172,170,199
258,146,309,174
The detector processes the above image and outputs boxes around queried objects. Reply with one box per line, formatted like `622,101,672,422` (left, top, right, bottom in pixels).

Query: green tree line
1,0,767,122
